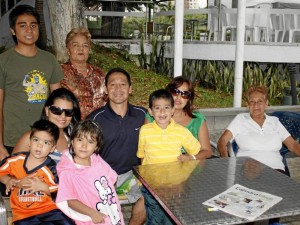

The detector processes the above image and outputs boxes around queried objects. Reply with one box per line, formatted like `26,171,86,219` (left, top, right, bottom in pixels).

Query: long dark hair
165,76,195,118
41,88,81,137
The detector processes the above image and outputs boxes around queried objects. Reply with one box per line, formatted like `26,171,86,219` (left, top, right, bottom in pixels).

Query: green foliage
154,48,290,105
88,43,234,109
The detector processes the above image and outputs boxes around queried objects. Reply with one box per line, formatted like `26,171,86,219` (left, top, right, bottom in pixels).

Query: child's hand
90,210,107,224
177,154,195,161
5,178,19,195
16,173,36,189
22,176,48,194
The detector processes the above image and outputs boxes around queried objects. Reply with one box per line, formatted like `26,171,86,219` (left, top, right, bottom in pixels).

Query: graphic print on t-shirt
23,70,48,103
95,176,121,225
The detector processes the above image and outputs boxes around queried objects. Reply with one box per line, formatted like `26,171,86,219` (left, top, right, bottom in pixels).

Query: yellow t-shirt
137,119,201,165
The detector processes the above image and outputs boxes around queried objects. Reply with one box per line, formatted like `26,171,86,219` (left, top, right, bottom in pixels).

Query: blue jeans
141,186,175,225
14,209,75,225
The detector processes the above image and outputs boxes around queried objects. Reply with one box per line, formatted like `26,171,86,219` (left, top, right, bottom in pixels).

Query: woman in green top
145,76,212,159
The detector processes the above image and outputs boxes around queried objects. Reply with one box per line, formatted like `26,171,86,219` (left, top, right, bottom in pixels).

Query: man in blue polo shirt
89,67,147,225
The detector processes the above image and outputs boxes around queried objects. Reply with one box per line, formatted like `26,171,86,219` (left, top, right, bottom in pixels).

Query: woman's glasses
49,106,74,117
170,88,191,100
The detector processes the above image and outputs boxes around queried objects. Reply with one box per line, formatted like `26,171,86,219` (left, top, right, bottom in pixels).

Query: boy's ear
104,86,108,94
50,144,56,153
10,28,16,35
148,108,153,117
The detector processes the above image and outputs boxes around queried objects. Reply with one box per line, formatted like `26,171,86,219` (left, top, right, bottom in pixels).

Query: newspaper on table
202,184,282,221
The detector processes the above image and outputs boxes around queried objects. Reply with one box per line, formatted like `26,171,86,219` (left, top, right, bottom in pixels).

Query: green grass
89,44,282,109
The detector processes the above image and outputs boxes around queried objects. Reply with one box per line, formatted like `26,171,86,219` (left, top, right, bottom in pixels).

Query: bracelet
191,155,196,160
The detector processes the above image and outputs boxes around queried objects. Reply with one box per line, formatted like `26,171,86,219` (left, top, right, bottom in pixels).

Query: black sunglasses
49,106,74,117
170,88,191,100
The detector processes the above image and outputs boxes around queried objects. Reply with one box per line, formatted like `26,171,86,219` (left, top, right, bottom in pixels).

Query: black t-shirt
89,102,147,174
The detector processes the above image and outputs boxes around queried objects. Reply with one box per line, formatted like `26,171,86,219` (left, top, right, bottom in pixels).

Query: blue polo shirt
89,101,147,174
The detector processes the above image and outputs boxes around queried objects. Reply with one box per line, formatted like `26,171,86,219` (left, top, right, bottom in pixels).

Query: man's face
105,72,132,105
11,14,39,46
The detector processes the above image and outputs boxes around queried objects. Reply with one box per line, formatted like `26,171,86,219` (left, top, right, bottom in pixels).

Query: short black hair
9,4,40,28
149,89,174,109
30,120,59,145
105,68,131,86
9,4,41,45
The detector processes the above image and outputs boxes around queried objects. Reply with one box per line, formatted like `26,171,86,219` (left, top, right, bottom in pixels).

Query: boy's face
105,72,132,105
11,14,39,47
30,131,55,160
149,98,174,129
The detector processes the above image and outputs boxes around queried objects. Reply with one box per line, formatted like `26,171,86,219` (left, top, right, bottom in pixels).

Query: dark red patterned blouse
60,61,107,119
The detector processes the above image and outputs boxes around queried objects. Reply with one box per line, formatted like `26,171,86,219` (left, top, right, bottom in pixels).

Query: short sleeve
226,114,244,140
182,128,201,155
137,126,146,159
56,171,76,203
49,54,64,84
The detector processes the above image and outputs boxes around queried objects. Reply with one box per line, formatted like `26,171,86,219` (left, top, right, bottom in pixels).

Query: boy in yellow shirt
137,89,201,224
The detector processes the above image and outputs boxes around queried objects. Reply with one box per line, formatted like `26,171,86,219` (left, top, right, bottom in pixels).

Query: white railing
0,0,18,17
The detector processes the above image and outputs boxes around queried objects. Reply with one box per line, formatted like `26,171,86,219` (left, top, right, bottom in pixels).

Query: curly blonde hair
65,27,91,47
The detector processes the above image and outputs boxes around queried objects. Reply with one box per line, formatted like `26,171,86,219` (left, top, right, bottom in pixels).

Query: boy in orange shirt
0,120,74,225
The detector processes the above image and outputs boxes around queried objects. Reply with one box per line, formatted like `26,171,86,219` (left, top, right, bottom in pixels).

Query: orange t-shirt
0,154,58,222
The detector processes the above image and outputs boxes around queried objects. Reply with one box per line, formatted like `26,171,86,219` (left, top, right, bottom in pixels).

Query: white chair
207,6,219,41
245,3,272,42
270,14,285,42
288,14,300,43
221,9,237,41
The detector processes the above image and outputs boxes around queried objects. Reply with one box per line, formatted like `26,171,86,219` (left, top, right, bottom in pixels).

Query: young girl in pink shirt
56,120,124,225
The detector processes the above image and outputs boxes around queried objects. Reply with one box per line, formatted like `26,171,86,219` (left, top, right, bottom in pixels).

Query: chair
207,6,219,41
288,14,300,43
245,3,272,42
0,193,7,225
270,14,285,42
271,111,300,176
221,9,237,41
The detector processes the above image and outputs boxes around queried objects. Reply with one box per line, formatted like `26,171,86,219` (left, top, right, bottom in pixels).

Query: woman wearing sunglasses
12,88,81,162
145,76,212,159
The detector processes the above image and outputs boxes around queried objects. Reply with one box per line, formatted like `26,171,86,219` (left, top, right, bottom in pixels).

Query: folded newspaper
203,184,282,221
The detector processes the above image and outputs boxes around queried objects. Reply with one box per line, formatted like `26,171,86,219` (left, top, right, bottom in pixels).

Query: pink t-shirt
56,150,124,225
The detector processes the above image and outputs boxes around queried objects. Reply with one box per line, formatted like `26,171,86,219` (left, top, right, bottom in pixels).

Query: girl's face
71,133,98,165
171,82,191,110
45,98,73,129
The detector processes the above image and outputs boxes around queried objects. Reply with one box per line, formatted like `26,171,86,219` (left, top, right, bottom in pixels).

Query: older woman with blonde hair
61,27,106,119
217,85,300,175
